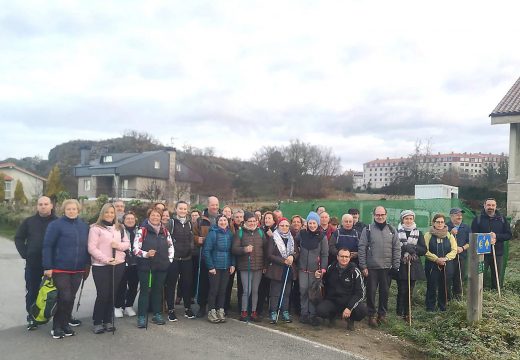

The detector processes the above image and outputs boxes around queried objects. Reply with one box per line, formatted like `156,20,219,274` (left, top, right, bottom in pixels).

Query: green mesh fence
279,198,509,285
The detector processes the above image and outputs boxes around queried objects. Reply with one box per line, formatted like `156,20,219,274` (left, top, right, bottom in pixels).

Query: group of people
14,195,512,339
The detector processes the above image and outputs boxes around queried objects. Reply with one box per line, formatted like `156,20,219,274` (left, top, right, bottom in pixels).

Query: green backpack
30,276,58,324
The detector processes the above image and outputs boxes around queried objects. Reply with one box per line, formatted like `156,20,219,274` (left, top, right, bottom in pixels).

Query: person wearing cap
348,208,366,233
446,208,470,299
296,212,328,326
266,217,299,324
395,210,426,321
232,211,267,322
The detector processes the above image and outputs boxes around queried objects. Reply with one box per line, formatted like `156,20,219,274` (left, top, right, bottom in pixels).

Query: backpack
30,276,58,325
335,228,360,245
238,227,265,241
365,223,396,242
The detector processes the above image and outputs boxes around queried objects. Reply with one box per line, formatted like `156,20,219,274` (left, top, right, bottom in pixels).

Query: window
154,161,160,169
103,155,112,163
84,179,91,191
176,164,181,172
4,180,12,199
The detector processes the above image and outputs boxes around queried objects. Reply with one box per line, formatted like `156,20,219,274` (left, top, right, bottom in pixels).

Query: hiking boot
124,307,136,317
27,316,38,331
347,319,355,331
377,314,387,325
104,323,115,332
251,311,261,322
51,329,64,339
299,315,310,324
168,310,178,322
184,308,195,319
68,317,82,327
207,309,219,323
114,308,124,318
217,308,226,323
152,313,165,325
368,316,378,328
281,311,292,323
269,311,277,324
63,325,75,337
310,316,321,327
92,324,105,334
239,311,248,322
137,316,146,328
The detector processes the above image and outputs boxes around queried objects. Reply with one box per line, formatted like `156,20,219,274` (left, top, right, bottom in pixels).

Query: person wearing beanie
296,212,328,326
358,206,400,327
395,210,426,321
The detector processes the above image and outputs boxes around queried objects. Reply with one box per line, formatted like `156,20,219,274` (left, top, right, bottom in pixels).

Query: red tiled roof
490,77,520,117
0,162,47,181
3,174,13,181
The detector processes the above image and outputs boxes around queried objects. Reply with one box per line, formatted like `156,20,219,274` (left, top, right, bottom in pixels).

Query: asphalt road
0,235,363,360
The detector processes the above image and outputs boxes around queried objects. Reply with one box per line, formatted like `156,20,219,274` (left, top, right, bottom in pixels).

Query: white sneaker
124,307,136,317
114,308,124,318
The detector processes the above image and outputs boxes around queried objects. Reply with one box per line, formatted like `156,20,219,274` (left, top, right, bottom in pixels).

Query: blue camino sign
476,233,492,254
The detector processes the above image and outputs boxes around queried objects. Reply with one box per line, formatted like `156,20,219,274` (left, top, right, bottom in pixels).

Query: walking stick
112,248,116,335
146,269,152,330
276,265,290,323
191,247,202,315
407,260,412,326
443,265,448,306
247,255,251,323
76,277,85,313
457,254,464,298
492,244,502,298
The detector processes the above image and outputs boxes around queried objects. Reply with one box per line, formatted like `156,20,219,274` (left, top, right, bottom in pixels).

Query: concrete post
467,233,485,324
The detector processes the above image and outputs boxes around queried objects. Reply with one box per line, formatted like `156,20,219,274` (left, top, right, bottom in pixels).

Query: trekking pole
457,254,464,299
76,277,85,313
247,254,251,323
191,247,203,315
112,248,116,335
146,269,152,330
276,265,290,323
492,244,502,298
443,265,448,306
407,260,412,326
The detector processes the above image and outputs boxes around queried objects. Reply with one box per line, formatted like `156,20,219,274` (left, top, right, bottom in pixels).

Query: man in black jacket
316,248,367,330
471,198,512,290
15,196,57,330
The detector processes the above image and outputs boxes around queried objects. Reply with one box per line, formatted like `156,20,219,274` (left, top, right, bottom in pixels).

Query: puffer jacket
133,223,174,272
203,225,235,270
232,227,267,271
358,223,400,270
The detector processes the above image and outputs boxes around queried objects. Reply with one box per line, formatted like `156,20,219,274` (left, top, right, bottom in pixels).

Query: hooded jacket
203,225,235,270
15,212,57,268
470,209,512,256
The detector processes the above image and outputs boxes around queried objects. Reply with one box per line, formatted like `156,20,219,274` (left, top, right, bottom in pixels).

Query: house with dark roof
490,76,520,220
0,163,46,201
73,148,202,204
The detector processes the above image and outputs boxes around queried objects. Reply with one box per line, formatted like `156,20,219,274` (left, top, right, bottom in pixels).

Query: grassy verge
0,224,16,240
382,239,520,359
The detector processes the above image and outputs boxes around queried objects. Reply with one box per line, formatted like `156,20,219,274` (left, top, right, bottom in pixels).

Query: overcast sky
1,0,519,171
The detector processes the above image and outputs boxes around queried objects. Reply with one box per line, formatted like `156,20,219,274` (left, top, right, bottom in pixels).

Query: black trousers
396,279,416,316
269,269,292,313
25,265,43,314
115,265,139,308
425,265,449,311
289,279,301,316
366,269,391,317
52,272,82,330
192,255,209,308
316,299,367,322
92,264,125,325
224,270,243,313
208,270,230,310
484,254,503,290
165,258,193,310
257,275,270,315
450,255,466,299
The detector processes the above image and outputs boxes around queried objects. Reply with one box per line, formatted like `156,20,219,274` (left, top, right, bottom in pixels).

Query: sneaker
27,316,38,331
207,309,219,323
124,307,136,317
92,324,105,334
310,316,321,327
114,308,124,318
63,325,75,337
137,316,146,328
51,329,64,339
281,311,292,323
168,310,178,322
217,308,226,323
68,318,82,327
184,308,195,319
346,319,355,331
104,323,116,332
250,311,261,322
239,311,248,322
152,313,165,325
269,311,277,324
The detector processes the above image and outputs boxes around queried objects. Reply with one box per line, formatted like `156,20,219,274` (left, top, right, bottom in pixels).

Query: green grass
0,223,16,240
383,239,520,359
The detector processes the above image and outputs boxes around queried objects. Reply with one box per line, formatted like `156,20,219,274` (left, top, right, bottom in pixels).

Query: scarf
272,229,295,259
398,222,419,263
429,225,448,239
177,216,187,225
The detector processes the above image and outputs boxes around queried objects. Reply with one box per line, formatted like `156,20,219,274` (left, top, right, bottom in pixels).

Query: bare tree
138,180,164,201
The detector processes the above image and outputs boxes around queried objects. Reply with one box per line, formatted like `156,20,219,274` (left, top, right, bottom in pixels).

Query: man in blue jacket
471,198,512,290
15,196,57,330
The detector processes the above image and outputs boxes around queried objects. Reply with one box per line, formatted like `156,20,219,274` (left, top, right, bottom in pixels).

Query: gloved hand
403,244,416,254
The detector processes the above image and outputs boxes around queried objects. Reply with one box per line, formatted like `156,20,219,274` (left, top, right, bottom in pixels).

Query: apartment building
363,152,508,189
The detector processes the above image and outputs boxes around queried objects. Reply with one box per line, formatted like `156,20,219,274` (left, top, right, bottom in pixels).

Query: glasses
434,221,445,224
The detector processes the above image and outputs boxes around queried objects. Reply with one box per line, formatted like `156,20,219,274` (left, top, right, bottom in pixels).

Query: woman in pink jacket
88,203,129,334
